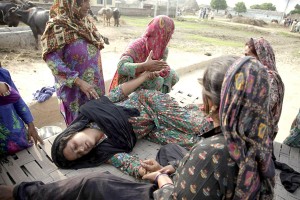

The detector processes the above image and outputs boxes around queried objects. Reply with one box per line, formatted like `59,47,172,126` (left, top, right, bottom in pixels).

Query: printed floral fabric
253,37,284,137
220,57,275,199
106,87,214,177
153,134,238,199
0,68,33,158
109,15,178,93
45,39,105,125
283,109,300,148
41,0,104,59
111,49,179,94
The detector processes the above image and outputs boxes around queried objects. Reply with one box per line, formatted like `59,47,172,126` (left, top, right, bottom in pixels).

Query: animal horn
8,7,18,13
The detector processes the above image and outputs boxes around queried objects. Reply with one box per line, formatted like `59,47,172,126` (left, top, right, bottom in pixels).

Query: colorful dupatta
41,0,104,59
220,57,275,199
253,37,284,138
109,15,174,90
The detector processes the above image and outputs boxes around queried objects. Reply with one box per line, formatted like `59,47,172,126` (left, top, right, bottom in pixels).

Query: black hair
76,0,83,6
200,55,240,115
58,134,75,160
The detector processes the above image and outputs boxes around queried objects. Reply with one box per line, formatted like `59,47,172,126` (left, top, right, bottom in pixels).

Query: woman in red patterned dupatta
109,15,179,94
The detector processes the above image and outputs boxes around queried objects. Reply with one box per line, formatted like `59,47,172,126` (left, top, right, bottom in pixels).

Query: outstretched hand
159,164,175,174
143,50,168,72
140,159,162,173
142,171,161,183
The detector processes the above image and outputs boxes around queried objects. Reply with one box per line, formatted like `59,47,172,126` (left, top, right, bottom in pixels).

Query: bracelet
0,90,10,96
160,183,174,189
155,173,169,185
0,83,11,96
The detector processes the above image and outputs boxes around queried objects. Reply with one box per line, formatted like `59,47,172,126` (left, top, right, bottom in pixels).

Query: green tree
250,4,260,9
234,2,247,15
260,3,276,11
290,4,300,14
250,3,276,11
210,0,227,13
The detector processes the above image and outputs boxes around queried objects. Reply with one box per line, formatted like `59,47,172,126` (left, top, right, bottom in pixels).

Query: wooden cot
1,90,299,200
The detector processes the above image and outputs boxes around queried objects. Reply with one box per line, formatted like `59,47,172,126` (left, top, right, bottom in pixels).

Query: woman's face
244,45,258,59
63,129,97,161
79,0,90,18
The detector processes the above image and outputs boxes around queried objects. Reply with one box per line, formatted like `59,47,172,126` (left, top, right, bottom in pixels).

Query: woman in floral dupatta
42,0,105,126
109,15,179,93
219,56,275,199
245,37,284,139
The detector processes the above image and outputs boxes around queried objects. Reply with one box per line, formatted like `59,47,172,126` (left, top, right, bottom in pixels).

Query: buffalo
112,8,120,27
4,6,49,49
98,7,113,26
0,2,18,27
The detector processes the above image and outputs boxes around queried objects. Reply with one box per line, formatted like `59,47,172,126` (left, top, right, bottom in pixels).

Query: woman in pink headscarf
109,15,179,93
245,37,285,140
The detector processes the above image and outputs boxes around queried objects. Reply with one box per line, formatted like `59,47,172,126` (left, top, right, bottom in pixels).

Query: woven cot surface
1,90,299,200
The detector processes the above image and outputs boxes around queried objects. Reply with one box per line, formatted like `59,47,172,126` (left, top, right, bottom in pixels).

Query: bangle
0,83,11,96
0,90,10,96
155,173,168,185
160,183,174,189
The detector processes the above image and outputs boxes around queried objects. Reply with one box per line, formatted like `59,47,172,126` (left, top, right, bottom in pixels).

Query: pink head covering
122,15,175,62
109,15,175,91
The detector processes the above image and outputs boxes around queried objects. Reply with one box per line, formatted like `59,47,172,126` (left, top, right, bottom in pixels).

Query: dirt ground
0,16,300,142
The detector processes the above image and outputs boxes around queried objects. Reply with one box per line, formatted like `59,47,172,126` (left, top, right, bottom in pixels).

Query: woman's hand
142,171,161,183
159,165,175,174
27,122,44,145
0,82,9,95
140,159,162,173
75,78,99,100
143,51,168,72
139,71,160,81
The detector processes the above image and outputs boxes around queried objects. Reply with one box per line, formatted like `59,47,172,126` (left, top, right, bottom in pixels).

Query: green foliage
210,0,227,12
234,2,247,14
250,3,276,11
290,4,300,14
261,3,276,11
250,4,260,9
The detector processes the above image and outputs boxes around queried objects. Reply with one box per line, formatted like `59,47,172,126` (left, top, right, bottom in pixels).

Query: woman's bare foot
0,185,14,200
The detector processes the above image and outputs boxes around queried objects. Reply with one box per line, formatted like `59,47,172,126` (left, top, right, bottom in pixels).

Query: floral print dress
109,16,179,93
283,109,300,148
105,86,214,178
45,39,105,125
0,68,33,158
154,134,238,199
116,48,179,94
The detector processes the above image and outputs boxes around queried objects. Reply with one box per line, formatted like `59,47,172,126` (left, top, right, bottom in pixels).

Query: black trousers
156,143,187,166
14,171,156,200
14,144,186,200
